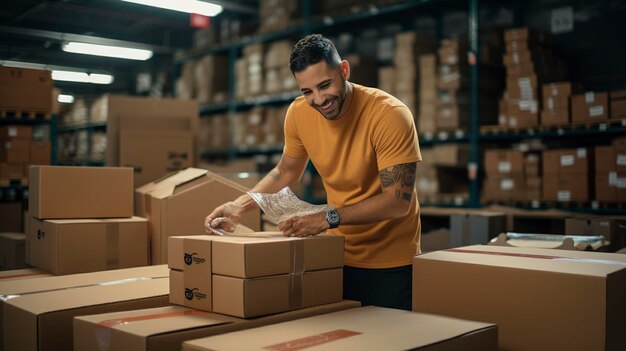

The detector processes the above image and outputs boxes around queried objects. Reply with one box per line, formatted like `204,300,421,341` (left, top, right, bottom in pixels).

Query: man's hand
278,212,329,237
204,202,245,234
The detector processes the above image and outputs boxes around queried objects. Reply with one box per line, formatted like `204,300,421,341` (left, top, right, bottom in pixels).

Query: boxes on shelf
193,55,229,105
571,91,609,124
27,217,148,275
0,66,52,114
74,301,360,351
413,245,626,351
168,234,344,318
135,168,262,264
542,148,591,202
29,165,133,219
610,90,626,119
0,233,26,271
182,307,497,351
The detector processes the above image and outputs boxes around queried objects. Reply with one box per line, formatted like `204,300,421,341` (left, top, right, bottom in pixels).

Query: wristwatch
325,209,341,229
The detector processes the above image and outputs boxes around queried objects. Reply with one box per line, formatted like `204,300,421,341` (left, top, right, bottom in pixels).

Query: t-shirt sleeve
283,102,308,158
373,105,422,171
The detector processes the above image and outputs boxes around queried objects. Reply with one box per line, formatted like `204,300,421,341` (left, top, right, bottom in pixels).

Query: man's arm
279,161,417,236
204,154,308,232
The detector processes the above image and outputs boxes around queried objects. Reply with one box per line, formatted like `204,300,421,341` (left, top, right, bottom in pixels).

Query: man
205,34,421,310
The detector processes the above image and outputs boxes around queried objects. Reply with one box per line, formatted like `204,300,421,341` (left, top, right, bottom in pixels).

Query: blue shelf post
468,0,480,208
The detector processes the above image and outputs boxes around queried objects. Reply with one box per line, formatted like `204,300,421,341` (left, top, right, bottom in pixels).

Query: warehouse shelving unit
175,0,626,211
56,121,107,166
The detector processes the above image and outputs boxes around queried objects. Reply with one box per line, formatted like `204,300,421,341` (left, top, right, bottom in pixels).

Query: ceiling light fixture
121,0,223,17
62,42,153,61
58,94,75,104
52,70,114,84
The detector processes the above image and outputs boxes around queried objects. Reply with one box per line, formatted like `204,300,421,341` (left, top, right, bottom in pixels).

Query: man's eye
302,91,311,95
320,83,330,89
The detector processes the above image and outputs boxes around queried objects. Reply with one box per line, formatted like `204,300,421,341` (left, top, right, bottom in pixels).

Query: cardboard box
0,163,25,178
482,175,526,201
596,145,615,173
413,245,626,351
0,233,26,271
0,126,31,139
0,66,52,113
0,265,168,351
135,168,261,264
183,306,497,351
29,141,51,164
542,148,589,175
611,90,626,118
484,149,524,174
3,277,169,351
29,165,133,219
0,138,29,163
565,216,626,251
28,217,148,275
0,202,22,233
450,211,506,246
168,234,344,317
432,144,470,167
542,174,590,202
571,92,609,123
540,108,569,126
0,268,51,282
74,301,360,351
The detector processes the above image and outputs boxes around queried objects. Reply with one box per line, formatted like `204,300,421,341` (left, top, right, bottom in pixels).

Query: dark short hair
289,34,342,73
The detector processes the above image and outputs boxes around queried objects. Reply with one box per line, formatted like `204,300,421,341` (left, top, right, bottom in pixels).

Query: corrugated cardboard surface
0,265,168,351
0,233,26,271
0,268,51,282
0,202,22,233
4,277,169,351
29,165,134,219
183,306,497,351
28,217,148,275
74,301,360,351
0,67,52,112
413,245,626,351
136,168,261,264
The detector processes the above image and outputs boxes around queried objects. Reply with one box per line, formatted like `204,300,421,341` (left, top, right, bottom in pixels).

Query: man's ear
340,60,350,81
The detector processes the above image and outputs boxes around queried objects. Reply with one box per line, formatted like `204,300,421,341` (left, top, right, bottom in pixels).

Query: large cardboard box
0,268,51,282
542,148,589,175
0,233,26,271
29,166,133,219
28,217,148,275
571,92,609,123
450,211,506,246
0,66,53,113
0,265,168,351
3,277,169,351
183,306,497,351
168,234,344,317
413,245,626,351
74,301,360,351
135,168,261,264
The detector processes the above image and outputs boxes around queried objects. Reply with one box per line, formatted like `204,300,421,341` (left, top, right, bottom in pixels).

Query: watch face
326,210,340,228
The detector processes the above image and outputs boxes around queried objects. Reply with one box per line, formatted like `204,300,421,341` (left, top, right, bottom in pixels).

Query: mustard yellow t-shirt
284,83,422,268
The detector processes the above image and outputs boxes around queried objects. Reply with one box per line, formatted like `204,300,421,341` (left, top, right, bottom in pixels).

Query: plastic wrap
247,187,333,223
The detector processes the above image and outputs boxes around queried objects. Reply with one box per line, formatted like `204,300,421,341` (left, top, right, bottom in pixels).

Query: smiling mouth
319,99,335,112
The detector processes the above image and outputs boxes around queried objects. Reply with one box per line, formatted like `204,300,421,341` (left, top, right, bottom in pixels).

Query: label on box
509,117,518,127
442,108,452,118
498,161,512,173
561,155,575,166
501,179,514,190
547,97,554,110
616,176,626,189
609,172,617,185
518,77,531,87
550,86,558,96
617,154,626,166
585,92,595,103
577,148,587,158
513,53,519,63
589,106,604,117
557,191,571,201
8,127,17,137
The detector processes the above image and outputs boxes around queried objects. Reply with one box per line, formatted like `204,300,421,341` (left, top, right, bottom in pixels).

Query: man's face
294,60,349,120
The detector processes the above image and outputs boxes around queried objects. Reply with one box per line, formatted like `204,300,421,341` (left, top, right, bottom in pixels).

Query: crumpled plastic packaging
247,186,333,224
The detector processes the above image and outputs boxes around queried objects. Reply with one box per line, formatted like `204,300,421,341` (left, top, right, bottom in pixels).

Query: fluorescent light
63,42,153,60
58,94,75,104
52,70,114,84
122,0,223,17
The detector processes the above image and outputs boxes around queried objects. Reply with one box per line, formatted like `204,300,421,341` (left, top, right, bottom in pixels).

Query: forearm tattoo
380,163,416,203
269,170,280,180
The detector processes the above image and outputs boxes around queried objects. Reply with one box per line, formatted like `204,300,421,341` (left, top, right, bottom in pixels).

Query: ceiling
0,0,256,96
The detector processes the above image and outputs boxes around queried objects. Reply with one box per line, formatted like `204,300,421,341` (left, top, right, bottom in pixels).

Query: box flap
148,168,210,199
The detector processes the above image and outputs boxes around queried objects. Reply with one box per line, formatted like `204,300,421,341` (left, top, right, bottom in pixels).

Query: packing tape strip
0,276,165,302
289,238,304,310
445,248,626,266
106,223,119,270
0,272,48,280
98,309,209,328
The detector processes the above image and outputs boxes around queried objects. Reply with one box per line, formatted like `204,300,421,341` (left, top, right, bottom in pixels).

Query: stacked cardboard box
258,0,300,34
194,55,229,105
0,265,169,351
413,245,626,351
392,31,437,117
344,54,378,88
231,106,286,150
377,66,395,96
571,91,609,124
135,168,261,264
500,27,567,129
1,125,51,182
175,61,195,100
483,149,525,201
540,82,582,126
594,138,626,203
91,95,198,187
0,66,52,117
417,54,437,135
242,43,265,97
542,148,591,202
264,40,296,94
74,301,360,351
183,307,497,351
611,90,626,119
168,234,344,318
0,233,26,270
0,202,23,232
197,113,230,155
417,144,470,203
27,166,149,275
524,153,542,201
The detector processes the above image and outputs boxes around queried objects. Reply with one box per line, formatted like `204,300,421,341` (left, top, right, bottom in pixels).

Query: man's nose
313,91,325,106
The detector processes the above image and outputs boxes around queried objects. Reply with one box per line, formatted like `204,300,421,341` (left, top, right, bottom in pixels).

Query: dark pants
343,265,412,311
